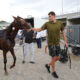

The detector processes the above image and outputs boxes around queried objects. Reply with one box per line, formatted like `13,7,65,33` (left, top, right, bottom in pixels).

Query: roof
56,12,80,20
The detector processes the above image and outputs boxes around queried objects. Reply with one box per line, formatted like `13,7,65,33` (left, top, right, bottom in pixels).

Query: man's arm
31,28,42,32
61,30,68,47
31,22,47,32
45,45,48,54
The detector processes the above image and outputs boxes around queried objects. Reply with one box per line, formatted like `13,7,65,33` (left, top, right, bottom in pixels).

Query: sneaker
45,64,50,73
52,71,59,78
30,61,35,64
22,61,25,64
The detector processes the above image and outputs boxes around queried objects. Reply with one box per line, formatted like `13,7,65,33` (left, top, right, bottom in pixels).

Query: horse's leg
10,48,16,69
3,51,8,75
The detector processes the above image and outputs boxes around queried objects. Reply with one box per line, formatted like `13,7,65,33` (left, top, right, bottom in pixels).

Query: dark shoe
22,61,25,64
52,72,59,78
30,61,35,64
45,64,50,73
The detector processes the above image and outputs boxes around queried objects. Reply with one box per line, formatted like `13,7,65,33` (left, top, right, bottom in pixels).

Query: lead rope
67,48,71,69
14,39,25,53
60,40,71,69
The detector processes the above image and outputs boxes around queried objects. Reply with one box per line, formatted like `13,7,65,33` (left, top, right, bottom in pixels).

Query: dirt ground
0,41,80,80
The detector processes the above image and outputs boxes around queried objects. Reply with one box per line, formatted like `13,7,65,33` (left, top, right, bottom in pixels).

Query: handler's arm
31,28,42,32
61,30,68,47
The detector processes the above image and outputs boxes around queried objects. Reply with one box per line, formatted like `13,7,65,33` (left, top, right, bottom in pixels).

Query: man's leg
55,56,60,62
55,46,61,62
22,43,28,63
45,57,56,73
48,56,60,69
39,38,42,48
30,43,35,63
38,39,40,48
48,57,59,78
48,56,60,70
48,57,56,72
36,39,39,48
45,46,59,78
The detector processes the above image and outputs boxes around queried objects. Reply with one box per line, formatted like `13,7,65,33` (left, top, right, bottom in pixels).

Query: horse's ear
17,16,20,18
17,16,23,19
13,16,17,20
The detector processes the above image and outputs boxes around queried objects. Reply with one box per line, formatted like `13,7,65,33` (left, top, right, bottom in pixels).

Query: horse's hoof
10,66,13,69
10,65,15,69
5,72,8,75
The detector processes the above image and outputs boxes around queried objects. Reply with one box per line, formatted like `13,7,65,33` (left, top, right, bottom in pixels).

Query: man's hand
65,41,68,48
19,40,23,45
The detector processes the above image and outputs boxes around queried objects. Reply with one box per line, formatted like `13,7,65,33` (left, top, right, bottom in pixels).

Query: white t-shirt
36,32,42,39
17,30,23,36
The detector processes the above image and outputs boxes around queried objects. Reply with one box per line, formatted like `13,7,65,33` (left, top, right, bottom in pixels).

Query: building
56,12,80,55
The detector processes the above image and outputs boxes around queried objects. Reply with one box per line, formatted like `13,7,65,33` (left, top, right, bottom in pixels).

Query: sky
0,0,80,22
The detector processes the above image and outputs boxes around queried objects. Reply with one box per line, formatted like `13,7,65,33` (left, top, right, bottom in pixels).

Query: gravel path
0,41,80,80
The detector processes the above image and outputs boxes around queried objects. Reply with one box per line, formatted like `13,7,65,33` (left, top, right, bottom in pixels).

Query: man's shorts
48,45,61,57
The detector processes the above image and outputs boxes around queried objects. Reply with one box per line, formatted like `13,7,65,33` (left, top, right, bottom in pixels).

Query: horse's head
13,16,31,30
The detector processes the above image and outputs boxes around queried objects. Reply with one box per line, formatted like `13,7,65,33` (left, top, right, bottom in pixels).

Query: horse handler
20,25,35,64
31,11,68,78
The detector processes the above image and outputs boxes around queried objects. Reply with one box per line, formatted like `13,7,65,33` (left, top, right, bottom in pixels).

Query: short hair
48,11,56,16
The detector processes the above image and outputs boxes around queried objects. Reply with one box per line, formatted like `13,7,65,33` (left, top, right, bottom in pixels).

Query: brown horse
0,16,30,75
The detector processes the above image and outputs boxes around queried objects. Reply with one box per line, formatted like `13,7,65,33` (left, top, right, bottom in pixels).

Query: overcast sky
0,0,80,22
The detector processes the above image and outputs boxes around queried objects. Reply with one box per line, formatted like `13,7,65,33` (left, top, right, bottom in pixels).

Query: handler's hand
65,41,68,48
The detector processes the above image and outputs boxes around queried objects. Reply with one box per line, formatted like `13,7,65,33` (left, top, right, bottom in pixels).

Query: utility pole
77,0,79,12
62,0,63,14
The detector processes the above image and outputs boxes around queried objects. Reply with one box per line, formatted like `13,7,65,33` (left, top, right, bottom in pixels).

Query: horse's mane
6,22,14,36
1,21,15,39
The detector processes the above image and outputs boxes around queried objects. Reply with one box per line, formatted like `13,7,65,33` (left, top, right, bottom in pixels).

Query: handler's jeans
23,42,34,62
36,38,41,48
